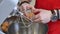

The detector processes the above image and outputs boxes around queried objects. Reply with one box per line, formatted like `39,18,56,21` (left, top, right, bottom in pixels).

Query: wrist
51,9,59,22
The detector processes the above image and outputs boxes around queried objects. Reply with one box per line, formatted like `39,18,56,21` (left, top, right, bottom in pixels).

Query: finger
19,6,25,12
26,5,31,9
34,18,42,22
35,14,39,19
27,5,34,9
25,4,35,10
33,14,40,20
33,9,40,13
33,9,40,15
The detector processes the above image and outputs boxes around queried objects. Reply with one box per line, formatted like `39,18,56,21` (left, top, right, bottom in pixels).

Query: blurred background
0,0,48,34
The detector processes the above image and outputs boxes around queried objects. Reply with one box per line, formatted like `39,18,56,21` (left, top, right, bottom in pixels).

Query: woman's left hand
33,9,52,23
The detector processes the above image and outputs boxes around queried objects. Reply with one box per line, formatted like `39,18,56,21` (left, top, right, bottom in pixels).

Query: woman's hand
18,3,35,19
33,9,52,23
18,3,35,12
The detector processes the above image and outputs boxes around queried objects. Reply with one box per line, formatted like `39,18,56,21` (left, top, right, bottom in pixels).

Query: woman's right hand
18,3,35,19
18,3,35,12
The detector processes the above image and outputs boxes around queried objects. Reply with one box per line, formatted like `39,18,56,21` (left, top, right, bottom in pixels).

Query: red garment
35,0,60,10
47,20,60,34
35,0,60,34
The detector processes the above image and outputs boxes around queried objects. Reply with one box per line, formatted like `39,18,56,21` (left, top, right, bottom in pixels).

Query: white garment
0,31,5,34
